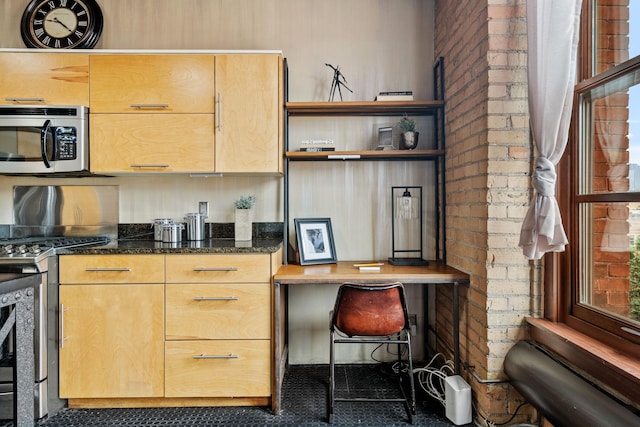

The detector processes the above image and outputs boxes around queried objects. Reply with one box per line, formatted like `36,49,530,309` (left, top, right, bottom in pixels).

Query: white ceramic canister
184,213,206,240
161,223,184,243
152,218,174,241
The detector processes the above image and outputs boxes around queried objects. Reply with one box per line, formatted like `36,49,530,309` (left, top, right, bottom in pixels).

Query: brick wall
434,0,533,424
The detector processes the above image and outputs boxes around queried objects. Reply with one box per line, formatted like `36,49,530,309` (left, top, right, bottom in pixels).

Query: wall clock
20,0,104,49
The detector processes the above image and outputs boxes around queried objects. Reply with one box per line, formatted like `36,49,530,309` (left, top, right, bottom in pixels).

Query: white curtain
519,0,582,260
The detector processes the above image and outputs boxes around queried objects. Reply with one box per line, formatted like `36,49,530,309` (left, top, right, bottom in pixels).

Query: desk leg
453,281,460,375
272,280,282,414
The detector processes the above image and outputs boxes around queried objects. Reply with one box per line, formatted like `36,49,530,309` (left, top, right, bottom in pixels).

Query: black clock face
21,0,104,49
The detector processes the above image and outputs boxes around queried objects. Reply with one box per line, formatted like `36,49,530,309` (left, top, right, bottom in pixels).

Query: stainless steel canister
184,213,205,240
161,223,184,243
152,218,174,241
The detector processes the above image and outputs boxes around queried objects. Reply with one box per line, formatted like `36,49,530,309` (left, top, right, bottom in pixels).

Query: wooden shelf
285,100,443,116
286,149,444,161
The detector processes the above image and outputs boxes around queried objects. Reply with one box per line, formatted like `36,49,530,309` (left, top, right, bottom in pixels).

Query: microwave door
40,119,53,169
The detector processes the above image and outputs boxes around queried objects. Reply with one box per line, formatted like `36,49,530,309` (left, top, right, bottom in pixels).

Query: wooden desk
271,261,470,414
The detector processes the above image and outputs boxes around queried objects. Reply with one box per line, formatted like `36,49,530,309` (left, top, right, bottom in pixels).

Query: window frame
542,0,640,405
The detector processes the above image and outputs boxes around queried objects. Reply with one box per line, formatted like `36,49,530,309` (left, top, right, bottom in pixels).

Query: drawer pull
192,267,238,272
193,353,238,360
130,103,169,109
193,296,238,301
85,267,132,272
5,97,45,102
130,164,170,168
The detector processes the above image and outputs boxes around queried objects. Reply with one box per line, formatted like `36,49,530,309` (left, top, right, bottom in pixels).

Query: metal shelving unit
282,57,446,264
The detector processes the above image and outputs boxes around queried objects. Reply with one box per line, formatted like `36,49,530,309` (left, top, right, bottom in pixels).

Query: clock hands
46,16,73,33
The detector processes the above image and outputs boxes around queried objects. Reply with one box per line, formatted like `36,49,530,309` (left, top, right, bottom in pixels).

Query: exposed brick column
434,0,532,424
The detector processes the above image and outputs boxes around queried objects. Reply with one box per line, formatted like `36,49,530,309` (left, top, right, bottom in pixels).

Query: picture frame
294,218,337,265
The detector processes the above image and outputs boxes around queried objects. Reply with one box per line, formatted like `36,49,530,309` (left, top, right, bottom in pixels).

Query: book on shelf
375,91,414,101
299,139,335,152
299,147,336,152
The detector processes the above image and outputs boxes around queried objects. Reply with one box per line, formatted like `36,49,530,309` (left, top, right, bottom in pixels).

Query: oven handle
40,119,52,169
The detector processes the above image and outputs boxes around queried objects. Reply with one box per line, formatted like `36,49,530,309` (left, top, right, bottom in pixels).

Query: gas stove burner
0,236,111,262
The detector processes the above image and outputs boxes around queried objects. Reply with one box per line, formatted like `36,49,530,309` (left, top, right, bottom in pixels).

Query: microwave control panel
55,127,77,160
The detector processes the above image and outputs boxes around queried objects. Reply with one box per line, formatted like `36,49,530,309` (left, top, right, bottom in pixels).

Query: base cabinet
58,255,165,399
165,340,270,398
165,253,273,399
58,283,165,398
58,249,281,406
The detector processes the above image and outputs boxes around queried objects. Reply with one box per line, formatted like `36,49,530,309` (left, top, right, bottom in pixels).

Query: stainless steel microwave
0,105,88,175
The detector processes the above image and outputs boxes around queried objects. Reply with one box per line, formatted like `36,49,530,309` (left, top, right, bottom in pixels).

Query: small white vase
235,208,254,241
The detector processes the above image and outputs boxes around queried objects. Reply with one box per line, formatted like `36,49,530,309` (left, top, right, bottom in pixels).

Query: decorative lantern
389,186,428,266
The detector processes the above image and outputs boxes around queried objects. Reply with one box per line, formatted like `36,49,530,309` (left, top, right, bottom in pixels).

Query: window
565,0,640,349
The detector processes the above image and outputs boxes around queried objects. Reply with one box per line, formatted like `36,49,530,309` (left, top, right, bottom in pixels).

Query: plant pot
399,131,419,150
235,208,254,241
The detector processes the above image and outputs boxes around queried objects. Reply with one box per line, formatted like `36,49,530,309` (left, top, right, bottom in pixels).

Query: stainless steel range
0,185,118,420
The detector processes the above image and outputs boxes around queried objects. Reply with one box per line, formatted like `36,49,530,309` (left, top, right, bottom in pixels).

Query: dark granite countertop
60,238,283,255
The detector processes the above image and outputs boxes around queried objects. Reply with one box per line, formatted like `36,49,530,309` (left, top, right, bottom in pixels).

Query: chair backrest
331,282,409,337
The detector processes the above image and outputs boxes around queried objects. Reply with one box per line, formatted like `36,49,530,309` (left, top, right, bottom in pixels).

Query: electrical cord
473,400,531,427
412,353,455,407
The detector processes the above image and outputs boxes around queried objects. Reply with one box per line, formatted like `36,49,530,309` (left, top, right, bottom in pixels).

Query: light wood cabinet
89,54,216,174
58,255,165,399
0,52,89,106
57,249,282,405
165,340,270,398
89,114,215,173
165,283,271,340
89,55,215,113
214,54,283,173
164,253,274,398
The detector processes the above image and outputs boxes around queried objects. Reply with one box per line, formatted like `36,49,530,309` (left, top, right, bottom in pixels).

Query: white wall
0,0,435,363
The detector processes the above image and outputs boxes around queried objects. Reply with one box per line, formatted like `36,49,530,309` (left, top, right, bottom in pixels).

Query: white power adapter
444,375,472,425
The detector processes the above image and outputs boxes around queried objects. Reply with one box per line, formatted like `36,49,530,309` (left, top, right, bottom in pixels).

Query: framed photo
294,218,337,265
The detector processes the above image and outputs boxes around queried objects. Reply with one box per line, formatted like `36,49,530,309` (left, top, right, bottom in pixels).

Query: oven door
0,107,88,175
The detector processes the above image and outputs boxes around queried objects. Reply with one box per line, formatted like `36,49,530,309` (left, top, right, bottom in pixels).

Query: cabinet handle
130,104,169,109
193,296,238,301
193,354,238,359
192,267,238,272
216,92,222,131
59,304,66,349
130,164,170,168
84,267,132,272
5,97,45,103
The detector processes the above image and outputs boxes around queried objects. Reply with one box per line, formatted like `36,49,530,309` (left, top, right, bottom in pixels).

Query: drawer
166,283,270,340
165,254,271,283
165,340,270,398
59,255,165,284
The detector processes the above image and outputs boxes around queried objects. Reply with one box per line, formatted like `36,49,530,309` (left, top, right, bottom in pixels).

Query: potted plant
234,195,256,241
398,114,419,150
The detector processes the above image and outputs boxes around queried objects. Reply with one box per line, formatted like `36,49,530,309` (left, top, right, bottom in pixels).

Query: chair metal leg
328,329,335,424
406,332,416,424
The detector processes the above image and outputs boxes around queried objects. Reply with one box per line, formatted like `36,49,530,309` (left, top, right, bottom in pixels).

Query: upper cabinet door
89,54,215,113
214,54,283,173
0,52,89,106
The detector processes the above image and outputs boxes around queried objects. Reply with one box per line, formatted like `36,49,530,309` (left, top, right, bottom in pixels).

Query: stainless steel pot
184,213,206,240
161,223,184,243
152,218,174,241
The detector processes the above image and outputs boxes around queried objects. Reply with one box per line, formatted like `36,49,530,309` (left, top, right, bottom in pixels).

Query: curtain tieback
532,156,556,197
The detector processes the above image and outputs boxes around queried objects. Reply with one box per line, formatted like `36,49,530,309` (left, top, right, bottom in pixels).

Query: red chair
328,282,416,424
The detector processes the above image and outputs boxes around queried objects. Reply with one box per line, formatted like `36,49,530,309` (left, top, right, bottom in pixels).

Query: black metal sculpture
325,63,353,102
